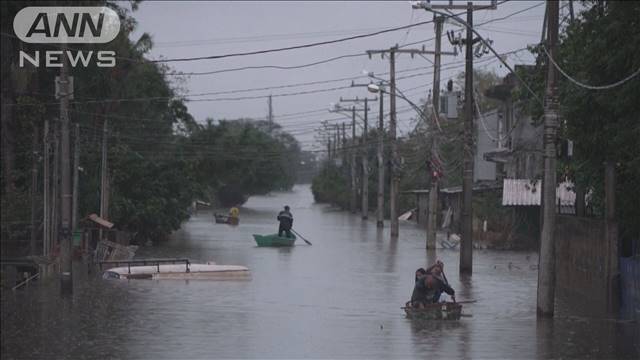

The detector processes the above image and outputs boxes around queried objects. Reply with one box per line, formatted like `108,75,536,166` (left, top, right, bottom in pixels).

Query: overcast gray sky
131,1,551,151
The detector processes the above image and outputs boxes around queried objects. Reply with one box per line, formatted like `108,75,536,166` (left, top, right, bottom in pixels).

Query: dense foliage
516,1,640,248
1,1,301,250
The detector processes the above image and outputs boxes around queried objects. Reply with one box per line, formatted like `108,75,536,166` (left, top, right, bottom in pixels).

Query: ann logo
14,7,120,44
26,12,105,39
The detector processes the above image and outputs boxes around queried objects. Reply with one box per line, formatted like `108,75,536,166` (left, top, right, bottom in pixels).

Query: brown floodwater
2,185,638,359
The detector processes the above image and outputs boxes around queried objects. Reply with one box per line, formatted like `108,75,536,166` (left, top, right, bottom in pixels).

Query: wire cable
542,46,640,90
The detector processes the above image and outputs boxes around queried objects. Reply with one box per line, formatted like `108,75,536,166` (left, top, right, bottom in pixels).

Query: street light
367,83,427,123
367,83,382,94
410,0,431,10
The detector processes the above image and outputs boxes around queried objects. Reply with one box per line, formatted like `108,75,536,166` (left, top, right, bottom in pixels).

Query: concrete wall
555,215,617,314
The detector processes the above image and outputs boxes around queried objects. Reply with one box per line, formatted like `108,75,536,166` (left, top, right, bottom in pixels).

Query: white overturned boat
101,259,250,280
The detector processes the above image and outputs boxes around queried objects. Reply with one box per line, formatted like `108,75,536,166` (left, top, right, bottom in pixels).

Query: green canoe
253,233,296,247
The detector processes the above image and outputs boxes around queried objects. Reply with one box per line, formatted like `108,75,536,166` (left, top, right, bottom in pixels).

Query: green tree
518,1,640,246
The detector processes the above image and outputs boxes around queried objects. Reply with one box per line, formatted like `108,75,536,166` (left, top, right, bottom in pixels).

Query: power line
542,46,640,90
164,1,531,77
147,0,511,63
148,19,439,63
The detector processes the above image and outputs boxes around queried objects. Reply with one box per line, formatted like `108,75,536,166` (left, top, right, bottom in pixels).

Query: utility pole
367,45,447,237
415,0,497,271
362,98,369,219
51,126,60,256
389,49,398,237
460,2,475,275
268,94,273,123
327,138,332,160
72,123,80,231
338,97,377,218
30,126,39,255
57,51,73,295
377,91,385,227
43,120,50,256
350,106,357,213
341,122,347,167
427,15,445,250
537,0,559,317
334,124,339,154
100,119,109,234
335,124,340,162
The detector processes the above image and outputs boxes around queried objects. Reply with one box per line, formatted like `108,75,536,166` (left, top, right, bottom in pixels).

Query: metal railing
98,258,191,274
12,272,40,291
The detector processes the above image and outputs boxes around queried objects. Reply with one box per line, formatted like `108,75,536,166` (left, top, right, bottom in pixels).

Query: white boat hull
103,263,250,280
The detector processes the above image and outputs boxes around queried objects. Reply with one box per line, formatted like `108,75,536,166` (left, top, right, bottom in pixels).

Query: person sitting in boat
411,268,455,307
411,268,429,308
277,205,293,238
229,206,240,219
426,261,456,303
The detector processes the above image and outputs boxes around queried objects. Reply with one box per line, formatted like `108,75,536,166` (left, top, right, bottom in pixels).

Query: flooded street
2,185,638,359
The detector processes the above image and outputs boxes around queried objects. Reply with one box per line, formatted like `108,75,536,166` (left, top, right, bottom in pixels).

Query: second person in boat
277,205,293,238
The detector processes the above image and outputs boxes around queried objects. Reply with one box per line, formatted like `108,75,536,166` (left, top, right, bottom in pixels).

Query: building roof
502,179,576,206
403,181,502,196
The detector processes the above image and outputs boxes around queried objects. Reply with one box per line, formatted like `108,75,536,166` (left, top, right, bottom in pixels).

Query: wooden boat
214,214,239,225
102,263,250,280
252,233,296,247
402,301,462,321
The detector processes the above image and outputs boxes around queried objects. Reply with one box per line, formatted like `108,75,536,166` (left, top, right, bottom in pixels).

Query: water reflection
2,185,638,359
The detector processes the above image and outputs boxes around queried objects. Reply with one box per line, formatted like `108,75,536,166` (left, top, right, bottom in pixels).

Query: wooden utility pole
460,2,475,274
30,126,39,255
342,123,347,169
268,94,273,123
335,124,340,162
338,97,377,219
57,52,73,295
350,106,357,213
100,119,109,230
537,0,559,317
427,15,445,250
43,120,50,256
51,128,59,256
334,126,338,159
389,49,399,237
366,46,444,237
604,161,618,313
72,124,80,231
362,98,369,219
377,91,385,228
420,0,497,272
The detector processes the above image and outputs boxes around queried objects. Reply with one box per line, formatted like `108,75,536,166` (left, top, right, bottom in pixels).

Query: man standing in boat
277,205,293,238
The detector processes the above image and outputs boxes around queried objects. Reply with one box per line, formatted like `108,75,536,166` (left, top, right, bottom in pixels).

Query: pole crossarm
339,97,378,104
367,45,456,58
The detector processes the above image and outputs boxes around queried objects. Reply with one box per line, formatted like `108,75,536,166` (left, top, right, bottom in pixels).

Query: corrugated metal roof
502,179,576,206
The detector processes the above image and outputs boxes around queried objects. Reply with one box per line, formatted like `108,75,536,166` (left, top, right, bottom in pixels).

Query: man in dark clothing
411,268,429,307
411,264,456,307
277,205,293,238
426,261,455,303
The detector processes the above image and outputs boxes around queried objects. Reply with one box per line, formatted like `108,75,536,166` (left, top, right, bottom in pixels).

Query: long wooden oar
290,229,312,245
456,300,477,304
